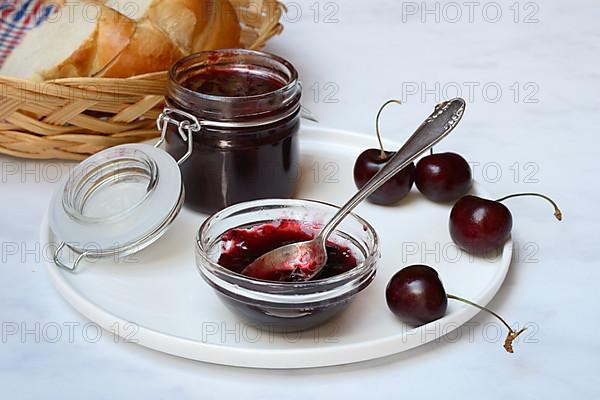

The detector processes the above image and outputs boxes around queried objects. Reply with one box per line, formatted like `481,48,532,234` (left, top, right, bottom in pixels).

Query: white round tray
41,127,512,368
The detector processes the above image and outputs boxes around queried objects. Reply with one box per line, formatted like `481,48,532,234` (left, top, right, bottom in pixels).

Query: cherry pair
353,100,472,205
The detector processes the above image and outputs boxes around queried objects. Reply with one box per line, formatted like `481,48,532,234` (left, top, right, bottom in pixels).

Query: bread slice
146,0,213,53
95,19,184,78
107,0,240,53
97,0,240,78
192,0,240,52
0,1,135,80
107,0,213,53
93,6,137,74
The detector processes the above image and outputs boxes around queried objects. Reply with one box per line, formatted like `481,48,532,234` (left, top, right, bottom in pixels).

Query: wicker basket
0,0,285,160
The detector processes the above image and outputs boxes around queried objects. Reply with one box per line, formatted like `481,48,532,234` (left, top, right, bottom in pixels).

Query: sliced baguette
98,0,240,77
92,5,137,75
146,0,213,53
95,19,184,78
107,0,213,53
0,1,135,80
192,0,240,52
2,0,242,80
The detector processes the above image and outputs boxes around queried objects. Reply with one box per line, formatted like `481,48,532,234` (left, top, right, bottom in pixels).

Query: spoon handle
318,98,467,243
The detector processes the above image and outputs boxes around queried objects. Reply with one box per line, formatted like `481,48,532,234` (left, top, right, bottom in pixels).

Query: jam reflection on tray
184,67,285,97
217,219,358,282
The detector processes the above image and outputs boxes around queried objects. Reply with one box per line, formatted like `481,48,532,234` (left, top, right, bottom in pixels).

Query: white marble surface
1,0,598,397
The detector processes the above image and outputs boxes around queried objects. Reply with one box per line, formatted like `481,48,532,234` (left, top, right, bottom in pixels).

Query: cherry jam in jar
165,50,301,213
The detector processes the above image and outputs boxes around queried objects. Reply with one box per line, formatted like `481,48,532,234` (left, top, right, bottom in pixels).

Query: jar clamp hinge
155,107,203,165
53,241,89,273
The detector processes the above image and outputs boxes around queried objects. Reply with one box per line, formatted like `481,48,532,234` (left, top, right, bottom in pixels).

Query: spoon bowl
240,238,326,281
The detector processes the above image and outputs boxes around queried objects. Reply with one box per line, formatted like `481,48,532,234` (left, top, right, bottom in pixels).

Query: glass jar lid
49,143,184,272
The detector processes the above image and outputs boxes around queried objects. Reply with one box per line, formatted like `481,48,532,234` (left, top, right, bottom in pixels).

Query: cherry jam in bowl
195,199,379,332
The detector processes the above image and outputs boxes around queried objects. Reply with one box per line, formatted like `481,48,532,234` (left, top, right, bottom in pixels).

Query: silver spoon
241,98,467,282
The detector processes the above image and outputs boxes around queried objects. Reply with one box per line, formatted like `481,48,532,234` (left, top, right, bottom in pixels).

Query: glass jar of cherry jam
164,49,301,214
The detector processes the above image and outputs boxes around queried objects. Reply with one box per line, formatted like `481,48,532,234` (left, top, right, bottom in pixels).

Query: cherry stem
495,192,563,221
447,294,527,354
375,99,402,159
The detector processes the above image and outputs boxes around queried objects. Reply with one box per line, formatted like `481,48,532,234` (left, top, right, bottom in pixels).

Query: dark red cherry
450,193,562,253
385,265,447,326
354,150,415,205
449,195,513,253
386,264,528,353
415,152,472,202
353,99,415,205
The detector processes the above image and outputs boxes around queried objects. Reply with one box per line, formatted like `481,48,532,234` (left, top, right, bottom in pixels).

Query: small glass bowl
195,199,379,332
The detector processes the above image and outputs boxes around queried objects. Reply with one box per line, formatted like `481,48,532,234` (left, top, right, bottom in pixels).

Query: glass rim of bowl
195,198,379,304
